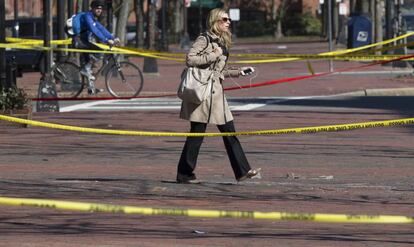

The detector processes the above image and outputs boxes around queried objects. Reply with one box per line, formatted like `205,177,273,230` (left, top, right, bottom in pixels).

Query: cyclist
71,0,120,95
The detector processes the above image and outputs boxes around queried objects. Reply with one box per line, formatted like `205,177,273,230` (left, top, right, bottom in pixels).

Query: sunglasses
221,17,232,22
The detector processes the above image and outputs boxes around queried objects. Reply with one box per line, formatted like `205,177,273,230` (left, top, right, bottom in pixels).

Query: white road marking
88,106,181,110
230,103,266,111
58,96,323,112
59,99,119,112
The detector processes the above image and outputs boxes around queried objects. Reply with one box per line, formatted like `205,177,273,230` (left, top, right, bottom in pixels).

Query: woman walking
177,8,260,183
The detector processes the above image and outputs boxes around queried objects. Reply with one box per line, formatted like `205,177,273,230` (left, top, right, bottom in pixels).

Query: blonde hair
206,8,232,49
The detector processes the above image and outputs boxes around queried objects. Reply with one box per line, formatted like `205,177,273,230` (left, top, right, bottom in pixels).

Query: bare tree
147,0,156,49
173,0,183,36
115,0,133,45
134,0,145,48
272,0,288,39
374,0,383,52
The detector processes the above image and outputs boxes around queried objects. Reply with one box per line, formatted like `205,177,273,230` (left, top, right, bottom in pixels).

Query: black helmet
91,0,105,9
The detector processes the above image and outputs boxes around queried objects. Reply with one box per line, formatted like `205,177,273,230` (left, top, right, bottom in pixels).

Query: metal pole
57,0,66,61
385,0,394,40
0,0,7,89
106,0,113,32
68,0,74,16
328,0,333,72
44,0,52,74
13,0,19,37
37,0,59,112
161,0,168,51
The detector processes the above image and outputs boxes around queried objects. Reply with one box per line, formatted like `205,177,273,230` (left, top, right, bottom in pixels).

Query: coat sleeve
186,36,221,67
85,13,113,43
222,66,241,78
96,21,114,41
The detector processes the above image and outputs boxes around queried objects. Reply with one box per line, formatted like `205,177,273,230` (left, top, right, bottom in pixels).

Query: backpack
65,14,76,36
65,13,84,37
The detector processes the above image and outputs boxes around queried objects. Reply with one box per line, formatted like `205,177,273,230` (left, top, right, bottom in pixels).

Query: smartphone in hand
241,67,254,76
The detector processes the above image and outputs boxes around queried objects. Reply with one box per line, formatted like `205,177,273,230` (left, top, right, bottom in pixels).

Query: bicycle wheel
105,61,144,98
53,61,84,98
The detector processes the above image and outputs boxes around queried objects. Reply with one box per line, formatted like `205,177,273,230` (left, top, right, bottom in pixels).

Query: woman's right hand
212,43,223,57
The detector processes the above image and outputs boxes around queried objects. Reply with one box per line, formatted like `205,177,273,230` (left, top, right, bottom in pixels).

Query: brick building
5,0,44,19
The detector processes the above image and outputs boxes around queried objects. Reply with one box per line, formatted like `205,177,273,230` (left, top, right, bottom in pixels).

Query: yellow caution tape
3,33,414,63
6,37,72,45
0,196,412,223
3,40,412,62
93,43,185,61
1,114,413,137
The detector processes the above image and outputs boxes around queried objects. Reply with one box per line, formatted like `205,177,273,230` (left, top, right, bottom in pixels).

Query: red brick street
1,41,414,246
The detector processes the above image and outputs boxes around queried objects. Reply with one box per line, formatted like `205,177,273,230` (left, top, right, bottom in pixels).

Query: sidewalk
1,108,414,246
16,41,414,99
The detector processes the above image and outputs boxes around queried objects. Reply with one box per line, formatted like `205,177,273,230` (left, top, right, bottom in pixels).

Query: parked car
5,17,58,75
402,14,414,49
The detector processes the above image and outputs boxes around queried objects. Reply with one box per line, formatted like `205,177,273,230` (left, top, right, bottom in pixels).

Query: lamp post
57,0,66,61
36,0,59,112
181,0,190,49
327,0,333,72
0,0,6,89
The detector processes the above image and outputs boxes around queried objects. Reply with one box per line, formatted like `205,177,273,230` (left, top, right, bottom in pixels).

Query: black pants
72,35,103,66
177,121,251,181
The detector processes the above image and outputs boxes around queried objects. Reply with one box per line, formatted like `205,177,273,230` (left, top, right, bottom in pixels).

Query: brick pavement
1,107,414,246
1,41,414,246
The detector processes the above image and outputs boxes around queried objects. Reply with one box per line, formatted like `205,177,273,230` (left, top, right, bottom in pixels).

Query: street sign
185,0,191,7
229,8,240,22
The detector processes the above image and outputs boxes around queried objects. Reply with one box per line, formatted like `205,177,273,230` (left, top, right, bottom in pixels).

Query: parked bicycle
53,52,144,98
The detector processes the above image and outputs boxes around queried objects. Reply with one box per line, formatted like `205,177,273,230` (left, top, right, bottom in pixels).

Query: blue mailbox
347,15,372,48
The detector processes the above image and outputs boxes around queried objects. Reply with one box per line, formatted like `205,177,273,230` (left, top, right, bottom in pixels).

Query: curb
336,87,414,97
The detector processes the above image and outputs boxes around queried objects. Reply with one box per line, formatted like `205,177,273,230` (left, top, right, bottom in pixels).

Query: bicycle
52,52,144,98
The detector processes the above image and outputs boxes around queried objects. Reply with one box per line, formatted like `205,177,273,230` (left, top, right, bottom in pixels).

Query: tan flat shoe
237,168,262,182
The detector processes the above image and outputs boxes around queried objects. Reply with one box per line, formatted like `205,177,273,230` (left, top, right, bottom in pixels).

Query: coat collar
206,31,220,42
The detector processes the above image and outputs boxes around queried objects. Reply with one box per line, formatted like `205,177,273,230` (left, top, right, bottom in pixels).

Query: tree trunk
370,0,375,38
116,0,132,46
173,0,183,35
375,0,383,54
322,1,327,37
76,0,82,13
147,0,156,49
134,0,144,48
273,0,286,39
360,0,369,13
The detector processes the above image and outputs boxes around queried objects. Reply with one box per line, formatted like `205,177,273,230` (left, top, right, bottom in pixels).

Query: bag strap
199,32,220,71
199,32,211,53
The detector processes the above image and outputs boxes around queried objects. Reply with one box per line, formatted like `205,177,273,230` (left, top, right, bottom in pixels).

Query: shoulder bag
177,33,216,104
177,67,214,104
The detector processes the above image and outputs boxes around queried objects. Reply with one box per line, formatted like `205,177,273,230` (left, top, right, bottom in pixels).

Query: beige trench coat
180,32,241,125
